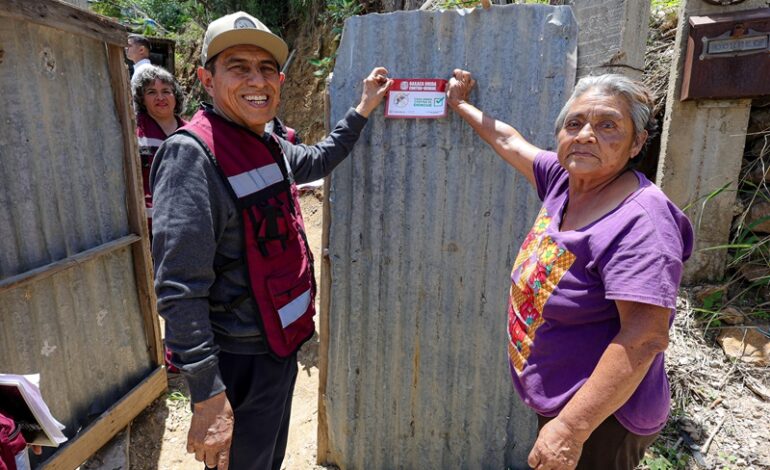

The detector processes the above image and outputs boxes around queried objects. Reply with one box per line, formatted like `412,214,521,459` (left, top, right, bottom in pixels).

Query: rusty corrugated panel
322,5,577,469
0,247,153,436
0,18,130,278
0,17,152,443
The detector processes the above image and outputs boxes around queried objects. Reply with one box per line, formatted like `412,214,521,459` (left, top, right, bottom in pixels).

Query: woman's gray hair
553,74,657,162
131,65,185,115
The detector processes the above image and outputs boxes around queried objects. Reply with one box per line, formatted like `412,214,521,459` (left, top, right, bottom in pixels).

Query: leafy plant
166,390,190,405
640,438,690,470
308,0,362,78
324,0,362,40
308,56,335,77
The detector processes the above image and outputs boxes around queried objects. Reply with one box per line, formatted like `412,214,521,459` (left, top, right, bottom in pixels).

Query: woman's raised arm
446,69,542,187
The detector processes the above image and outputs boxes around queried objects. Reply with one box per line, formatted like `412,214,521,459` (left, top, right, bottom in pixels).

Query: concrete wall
558,0,651,79
320,5,577,469
656,0,767,282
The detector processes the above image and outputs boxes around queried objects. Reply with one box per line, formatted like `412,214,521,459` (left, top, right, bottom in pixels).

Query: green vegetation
651,0,681,10
90,0,313,36
307,0,362,78
165,390,190,406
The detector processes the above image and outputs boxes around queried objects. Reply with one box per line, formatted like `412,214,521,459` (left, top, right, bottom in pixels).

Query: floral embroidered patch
508,208,575,372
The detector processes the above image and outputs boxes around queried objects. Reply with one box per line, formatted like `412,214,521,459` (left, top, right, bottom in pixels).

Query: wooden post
317,73,334,466
106,42,164,365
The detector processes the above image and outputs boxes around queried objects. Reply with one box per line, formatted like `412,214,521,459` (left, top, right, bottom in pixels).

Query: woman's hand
527,417,584,470
446,69,476,109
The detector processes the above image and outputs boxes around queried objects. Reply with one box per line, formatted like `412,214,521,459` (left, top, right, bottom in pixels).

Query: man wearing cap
150,11,391,470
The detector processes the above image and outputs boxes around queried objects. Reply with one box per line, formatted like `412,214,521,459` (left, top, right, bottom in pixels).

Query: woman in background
132,65,187,233
132,65,186,374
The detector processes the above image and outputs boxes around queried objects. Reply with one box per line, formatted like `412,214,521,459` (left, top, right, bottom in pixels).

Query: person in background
131,65,186,235
126,34,152,83
447,70,693,470
150,11,392,470
132,65,186,375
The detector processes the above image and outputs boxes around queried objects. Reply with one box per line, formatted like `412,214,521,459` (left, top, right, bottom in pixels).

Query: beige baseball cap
201,11,288,67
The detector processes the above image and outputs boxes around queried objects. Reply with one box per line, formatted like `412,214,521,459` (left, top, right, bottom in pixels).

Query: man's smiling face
198,44,285,134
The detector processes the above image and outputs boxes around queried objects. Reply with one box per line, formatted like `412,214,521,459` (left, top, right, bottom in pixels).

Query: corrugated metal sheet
0,246,153,437
323,5,577,469
0,16,152,442
0,17,130,279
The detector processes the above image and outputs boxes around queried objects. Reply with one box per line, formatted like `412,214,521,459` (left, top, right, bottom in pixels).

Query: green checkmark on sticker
434,97,445,106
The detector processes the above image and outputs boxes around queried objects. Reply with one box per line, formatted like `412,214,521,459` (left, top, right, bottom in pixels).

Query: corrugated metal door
320,5,577,469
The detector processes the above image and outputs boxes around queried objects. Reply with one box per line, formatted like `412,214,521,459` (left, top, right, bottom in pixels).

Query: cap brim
204,30,288,67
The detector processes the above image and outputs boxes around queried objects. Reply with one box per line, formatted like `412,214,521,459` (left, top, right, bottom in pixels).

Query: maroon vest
179,109,315,358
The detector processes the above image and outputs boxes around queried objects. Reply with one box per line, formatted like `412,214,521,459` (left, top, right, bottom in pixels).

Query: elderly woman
447,70,693,470
132,65,186,231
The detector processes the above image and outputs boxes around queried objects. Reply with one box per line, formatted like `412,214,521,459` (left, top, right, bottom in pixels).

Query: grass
651,0,681,9
166,390,190,407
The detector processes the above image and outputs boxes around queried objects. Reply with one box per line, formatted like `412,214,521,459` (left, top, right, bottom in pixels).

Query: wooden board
0,0,127,46
0,235,140,295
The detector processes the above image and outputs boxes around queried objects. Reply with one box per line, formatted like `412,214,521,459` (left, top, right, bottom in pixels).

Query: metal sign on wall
320,5,577,469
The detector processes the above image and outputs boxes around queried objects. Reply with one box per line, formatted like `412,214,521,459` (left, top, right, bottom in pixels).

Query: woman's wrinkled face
143,79,176,121
556,89,646,181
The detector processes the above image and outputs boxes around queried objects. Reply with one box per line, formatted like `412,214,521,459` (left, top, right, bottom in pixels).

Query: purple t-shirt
508,152,693,435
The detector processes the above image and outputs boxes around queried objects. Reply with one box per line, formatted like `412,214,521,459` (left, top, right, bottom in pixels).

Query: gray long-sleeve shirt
150,107,367,403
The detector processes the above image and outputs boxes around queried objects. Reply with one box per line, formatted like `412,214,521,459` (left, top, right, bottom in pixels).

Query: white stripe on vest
137,136,166,148
278,288,312,328
227,163,283,198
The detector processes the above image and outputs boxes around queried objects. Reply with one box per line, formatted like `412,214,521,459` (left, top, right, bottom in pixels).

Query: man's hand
446,68,476,109
355,67,393,118
527,417,585,470
187,391,234,470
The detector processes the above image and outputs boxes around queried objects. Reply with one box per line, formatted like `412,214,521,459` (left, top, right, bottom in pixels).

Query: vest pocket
266,272,313,343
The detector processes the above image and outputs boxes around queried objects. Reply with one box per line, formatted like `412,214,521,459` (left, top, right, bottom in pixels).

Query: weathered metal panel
0,17,130,278
0,247,153,438
323,5,577,469
0,12,155,461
